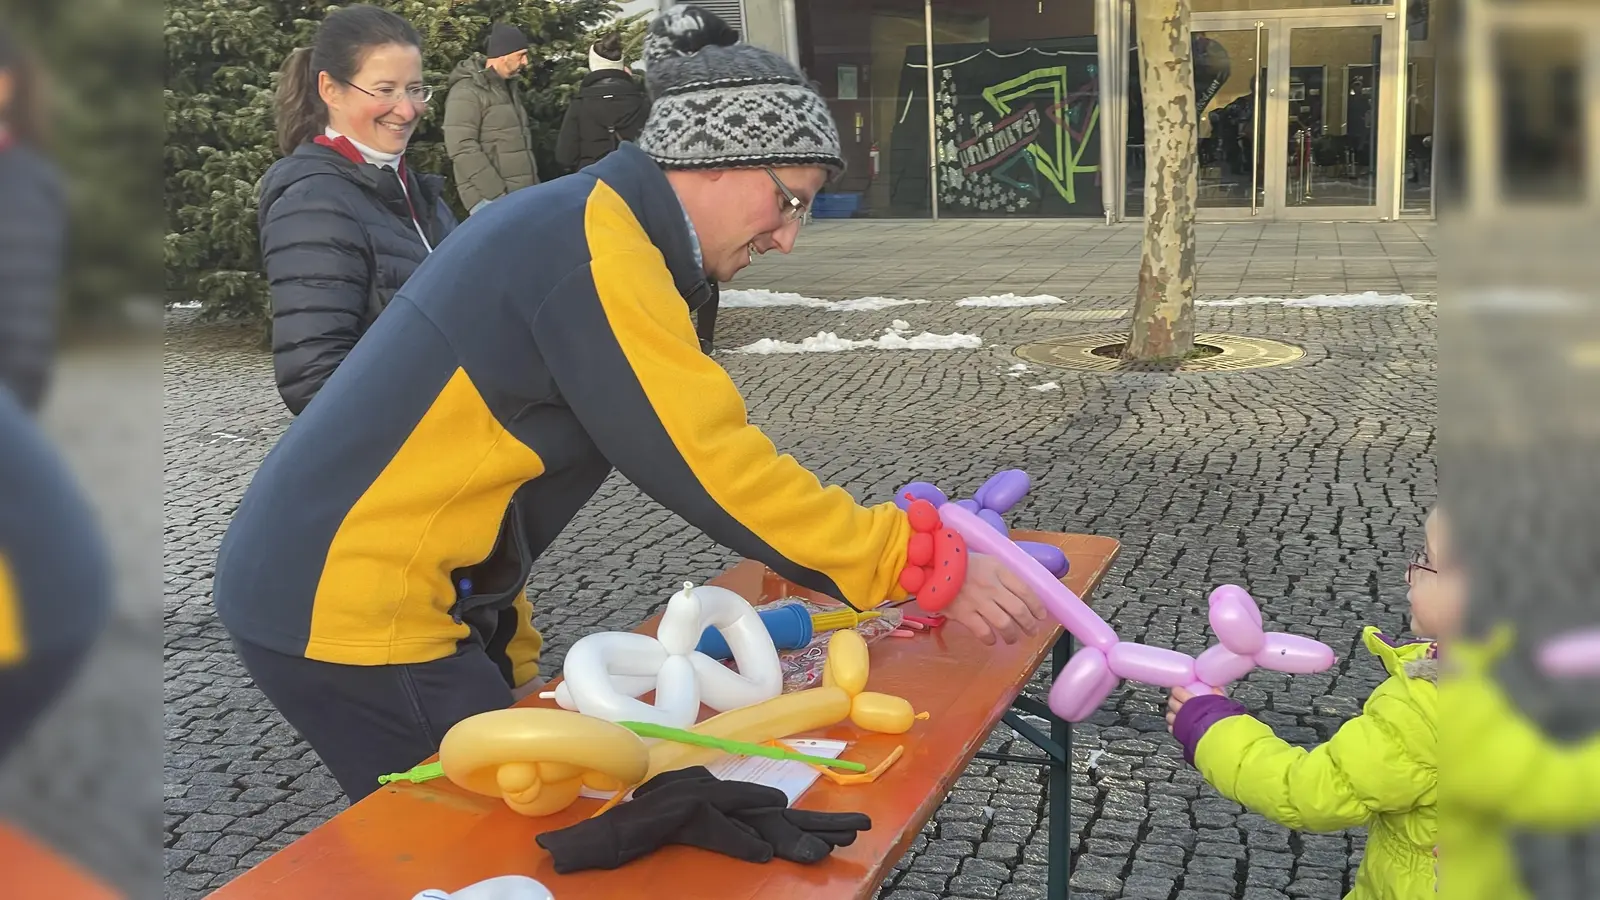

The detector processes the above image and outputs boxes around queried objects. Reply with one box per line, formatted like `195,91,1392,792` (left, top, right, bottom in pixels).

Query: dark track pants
232,637,514,802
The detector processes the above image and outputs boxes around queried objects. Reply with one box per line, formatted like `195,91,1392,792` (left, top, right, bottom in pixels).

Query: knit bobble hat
635,5,843,176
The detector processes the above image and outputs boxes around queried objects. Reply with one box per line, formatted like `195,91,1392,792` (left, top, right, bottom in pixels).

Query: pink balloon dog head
936,502,1338,723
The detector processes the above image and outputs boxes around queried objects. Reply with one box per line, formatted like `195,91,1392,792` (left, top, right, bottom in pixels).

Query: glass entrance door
1280,21,1392,214
1184,10,1400,220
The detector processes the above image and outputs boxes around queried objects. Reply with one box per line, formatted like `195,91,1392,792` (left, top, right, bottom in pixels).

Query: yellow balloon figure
437,630,924,817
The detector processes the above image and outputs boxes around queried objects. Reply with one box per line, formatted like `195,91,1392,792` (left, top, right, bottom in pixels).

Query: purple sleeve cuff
1173,693,1249,766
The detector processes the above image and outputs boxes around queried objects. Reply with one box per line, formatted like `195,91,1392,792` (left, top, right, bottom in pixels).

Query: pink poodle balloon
939,501,1337,723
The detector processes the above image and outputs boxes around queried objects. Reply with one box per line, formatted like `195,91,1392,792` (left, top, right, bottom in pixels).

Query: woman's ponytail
273,47,323,155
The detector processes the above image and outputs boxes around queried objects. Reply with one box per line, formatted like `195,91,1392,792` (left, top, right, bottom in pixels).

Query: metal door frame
1112,3,1405,222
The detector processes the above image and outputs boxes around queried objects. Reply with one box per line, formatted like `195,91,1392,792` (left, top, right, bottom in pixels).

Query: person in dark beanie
213,5,1042,801
443,23,539,214
260,5,458,415
0,29,65,413
554,32,650,174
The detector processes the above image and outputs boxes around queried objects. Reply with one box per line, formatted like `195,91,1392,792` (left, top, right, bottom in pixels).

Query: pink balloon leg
1048,646,1120,722
1540,629,1600,678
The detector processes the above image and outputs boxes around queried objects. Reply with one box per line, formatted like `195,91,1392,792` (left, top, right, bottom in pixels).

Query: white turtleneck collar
325,127,403,170
324,127,432,253
588,49,627,74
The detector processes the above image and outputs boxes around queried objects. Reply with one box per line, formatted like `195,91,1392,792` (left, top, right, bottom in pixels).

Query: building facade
671,0,1445,223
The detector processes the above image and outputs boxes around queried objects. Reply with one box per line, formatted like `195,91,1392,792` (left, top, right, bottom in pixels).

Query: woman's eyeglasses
340,79,434,106
1405,550,1436,586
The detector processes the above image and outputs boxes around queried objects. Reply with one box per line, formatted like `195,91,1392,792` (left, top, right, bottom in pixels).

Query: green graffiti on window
981,66,1100,204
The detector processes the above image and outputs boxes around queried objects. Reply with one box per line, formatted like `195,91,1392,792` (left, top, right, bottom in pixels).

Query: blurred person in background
554,32,650,174
444,23,539,215
261,4,458,416
0,29,65,414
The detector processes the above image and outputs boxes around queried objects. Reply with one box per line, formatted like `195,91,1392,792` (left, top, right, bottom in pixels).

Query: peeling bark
1126,0,1199,362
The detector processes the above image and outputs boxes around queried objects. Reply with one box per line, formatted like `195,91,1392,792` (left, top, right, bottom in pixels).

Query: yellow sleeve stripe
0,554,25,666
581,182,909,608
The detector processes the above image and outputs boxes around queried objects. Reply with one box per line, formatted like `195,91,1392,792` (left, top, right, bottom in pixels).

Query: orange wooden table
211,531,1119,900
0,822,122,899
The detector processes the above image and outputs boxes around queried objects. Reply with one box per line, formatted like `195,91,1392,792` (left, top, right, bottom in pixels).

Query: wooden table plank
210,532,1119,900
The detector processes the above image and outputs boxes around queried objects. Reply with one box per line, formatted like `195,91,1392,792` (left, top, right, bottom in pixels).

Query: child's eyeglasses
1405,550,1436,585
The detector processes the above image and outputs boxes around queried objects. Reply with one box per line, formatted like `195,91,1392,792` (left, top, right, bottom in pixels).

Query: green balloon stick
618,721,868,772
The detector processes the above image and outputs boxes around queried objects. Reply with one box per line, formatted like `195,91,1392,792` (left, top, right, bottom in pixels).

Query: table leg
974,631,1074,900
1049,633,1072,900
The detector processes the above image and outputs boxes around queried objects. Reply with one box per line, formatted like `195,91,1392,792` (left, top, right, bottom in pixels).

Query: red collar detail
312,134,406,178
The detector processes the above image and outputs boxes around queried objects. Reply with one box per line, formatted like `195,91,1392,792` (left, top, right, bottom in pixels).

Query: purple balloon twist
896,470,1070,578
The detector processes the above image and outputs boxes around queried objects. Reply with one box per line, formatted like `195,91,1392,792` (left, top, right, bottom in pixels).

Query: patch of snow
719,289,926,311
169,300,202,310
957,293,1067,308
734,322,983,354
1199,291,1427,308
1006,363,1030,378
1085,749,1105,770
1029,381,1060,392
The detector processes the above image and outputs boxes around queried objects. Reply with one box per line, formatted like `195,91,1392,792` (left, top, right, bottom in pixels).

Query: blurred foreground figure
0,388,116,894
0,26,117,893
0,29,66,413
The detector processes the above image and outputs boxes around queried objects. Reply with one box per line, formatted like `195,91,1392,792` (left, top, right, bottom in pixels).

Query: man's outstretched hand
940,552,1049,645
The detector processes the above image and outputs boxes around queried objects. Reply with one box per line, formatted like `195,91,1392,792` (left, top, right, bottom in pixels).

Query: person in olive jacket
258,5,458,415
554,33,650,174
0,30,65,414
443,23,540,215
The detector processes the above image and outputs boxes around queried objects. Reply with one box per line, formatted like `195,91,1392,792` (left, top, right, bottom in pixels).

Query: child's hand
1166,687,1197,733
1166,685,1225,733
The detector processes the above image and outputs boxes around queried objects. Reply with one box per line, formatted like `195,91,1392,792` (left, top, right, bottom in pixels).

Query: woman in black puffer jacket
554,34,650,174
260,5,457,415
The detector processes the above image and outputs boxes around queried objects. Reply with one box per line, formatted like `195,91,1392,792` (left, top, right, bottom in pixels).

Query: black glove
635,768,871,865
535,767,870,873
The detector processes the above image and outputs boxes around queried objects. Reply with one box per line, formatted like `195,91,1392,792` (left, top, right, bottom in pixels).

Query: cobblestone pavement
164,220,1435,899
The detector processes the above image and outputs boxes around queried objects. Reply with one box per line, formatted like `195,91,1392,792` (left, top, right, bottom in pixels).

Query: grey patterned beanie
636,5,843,176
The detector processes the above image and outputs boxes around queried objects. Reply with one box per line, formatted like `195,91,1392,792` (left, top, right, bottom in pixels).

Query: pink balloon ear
1048,646,1118,722
1208,585,1266,656
1254,633,1336,674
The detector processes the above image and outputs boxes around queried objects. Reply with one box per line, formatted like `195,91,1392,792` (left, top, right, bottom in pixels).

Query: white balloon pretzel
544,582,783,728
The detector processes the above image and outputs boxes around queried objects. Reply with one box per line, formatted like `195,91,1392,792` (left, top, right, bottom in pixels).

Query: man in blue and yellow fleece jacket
214,7,1045,801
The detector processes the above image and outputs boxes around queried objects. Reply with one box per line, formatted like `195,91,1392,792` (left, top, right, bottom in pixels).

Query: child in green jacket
1170,507,1600,899
1166,510,1454,899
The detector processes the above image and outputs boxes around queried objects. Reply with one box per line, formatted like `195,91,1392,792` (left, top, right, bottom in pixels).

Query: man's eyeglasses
340,79,434,106
1405,550,1436,586
764,168,808,224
